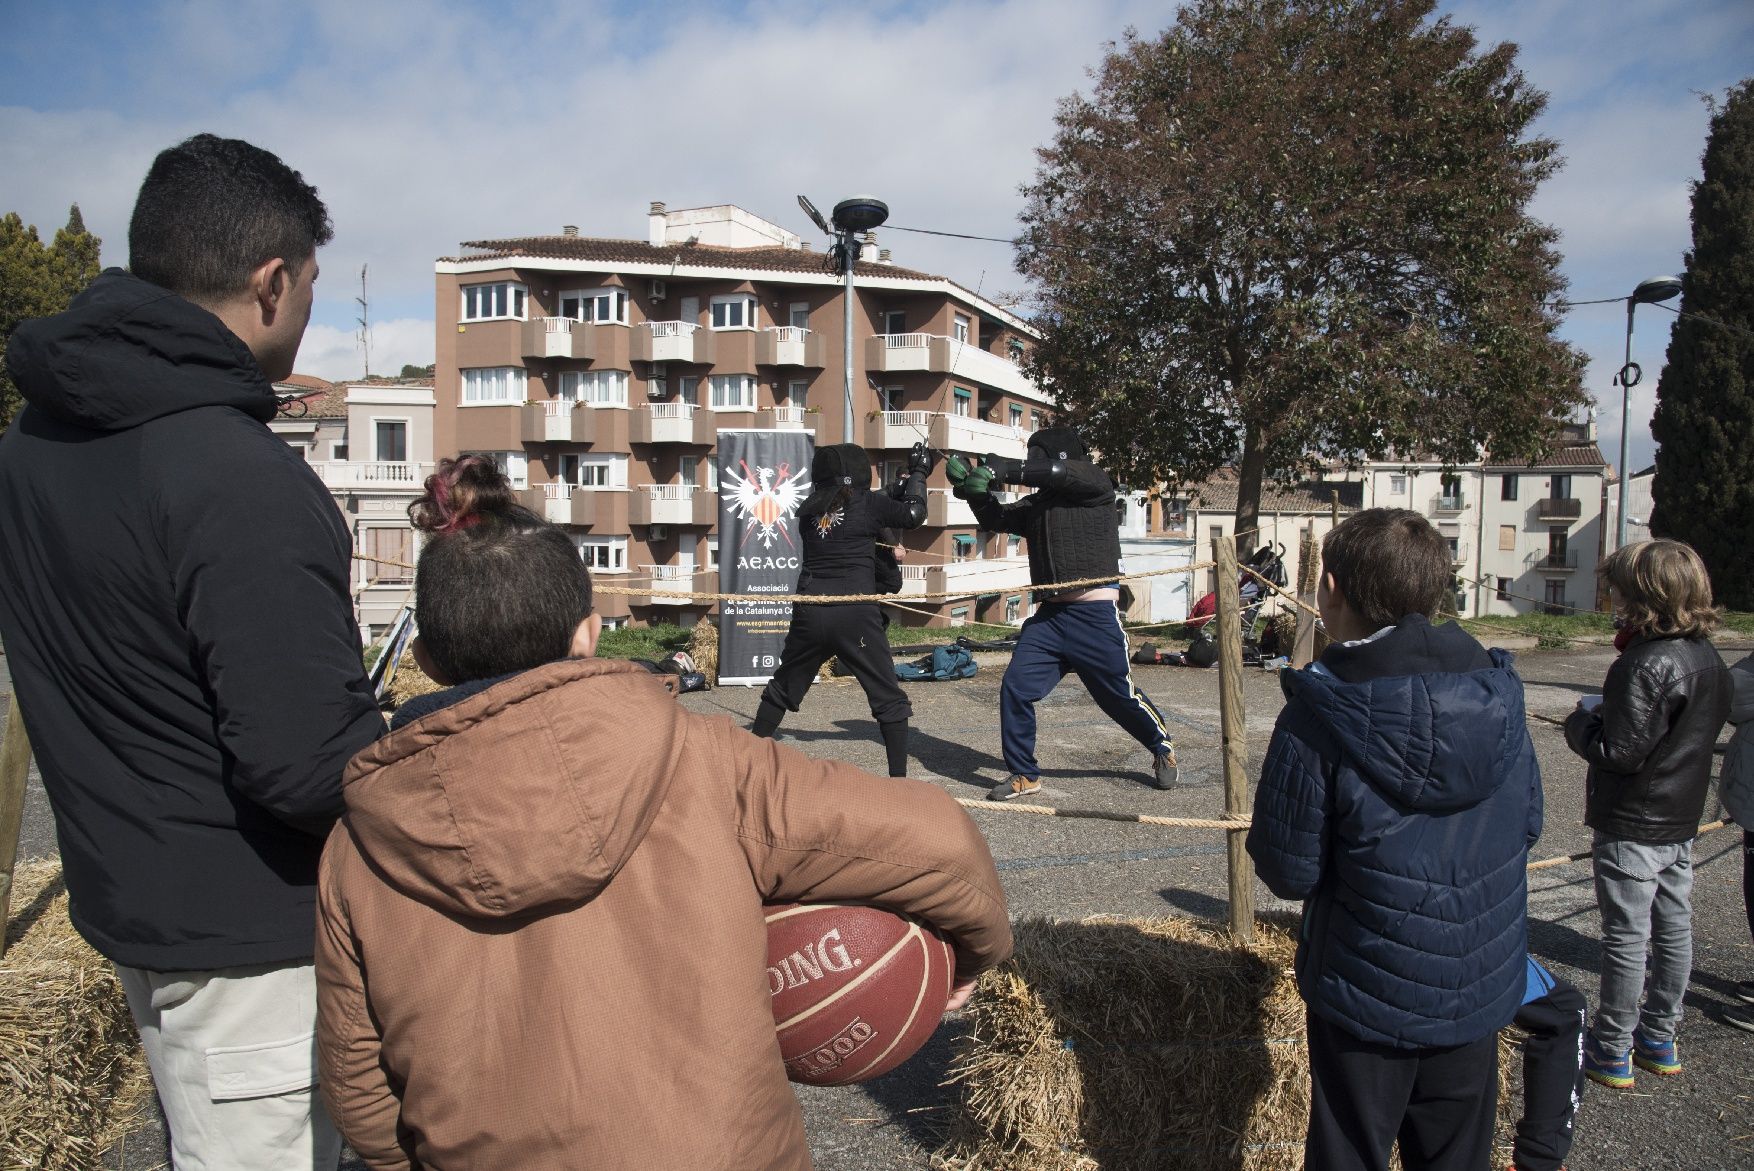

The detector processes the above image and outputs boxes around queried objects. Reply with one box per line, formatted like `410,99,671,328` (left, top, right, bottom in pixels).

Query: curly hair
1600,539,1721,639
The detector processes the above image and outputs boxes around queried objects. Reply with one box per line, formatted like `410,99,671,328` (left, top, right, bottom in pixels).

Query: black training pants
1511,978,1586,1171
1304,1013,1498,1171
760,602,911,725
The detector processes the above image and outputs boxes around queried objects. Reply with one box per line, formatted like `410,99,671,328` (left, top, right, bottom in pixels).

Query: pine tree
1649,80,1754,607
0,205,102,432
1017,0,1586,550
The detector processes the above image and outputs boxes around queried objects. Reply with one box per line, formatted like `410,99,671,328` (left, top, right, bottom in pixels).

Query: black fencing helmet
1028,426,1087,462
801,443,871,516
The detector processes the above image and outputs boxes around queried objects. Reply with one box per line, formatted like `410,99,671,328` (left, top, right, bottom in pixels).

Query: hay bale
385,659,443,709
1,860,149,1170
935,915,1524,1171
688,618,719,678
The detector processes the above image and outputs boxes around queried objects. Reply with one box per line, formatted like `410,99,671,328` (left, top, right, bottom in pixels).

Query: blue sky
3,0,1750,475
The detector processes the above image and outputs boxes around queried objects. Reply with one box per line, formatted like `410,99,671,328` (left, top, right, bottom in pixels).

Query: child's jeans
1590,832,1694,1051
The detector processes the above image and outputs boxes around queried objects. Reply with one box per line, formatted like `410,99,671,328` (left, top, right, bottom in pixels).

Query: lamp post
798,194,889,442
1614,275,1683,550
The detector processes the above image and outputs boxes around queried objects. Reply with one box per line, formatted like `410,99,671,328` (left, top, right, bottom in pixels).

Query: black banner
716,429,814,684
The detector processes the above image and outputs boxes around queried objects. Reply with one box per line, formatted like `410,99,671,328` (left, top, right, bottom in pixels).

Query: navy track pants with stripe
999,599,1172,780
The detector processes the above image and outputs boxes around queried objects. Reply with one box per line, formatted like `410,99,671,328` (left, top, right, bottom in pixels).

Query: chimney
562,224,579,237
648,201,667,247
878,248,892,265
859,231,878,263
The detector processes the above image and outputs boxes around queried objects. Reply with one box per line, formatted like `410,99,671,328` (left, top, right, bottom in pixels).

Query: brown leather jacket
315,658,1012,1170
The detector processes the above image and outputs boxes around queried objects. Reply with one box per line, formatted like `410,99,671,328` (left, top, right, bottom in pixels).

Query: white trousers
116,961,341,1171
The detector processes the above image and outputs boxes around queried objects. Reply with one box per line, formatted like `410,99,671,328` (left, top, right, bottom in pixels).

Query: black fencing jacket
969,459,1122,594
0,270,384,971
795,473,927,596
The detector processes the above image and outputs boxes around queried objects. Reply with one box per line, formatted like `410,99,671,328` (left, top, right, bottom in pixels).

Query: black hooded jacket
0,269,384,971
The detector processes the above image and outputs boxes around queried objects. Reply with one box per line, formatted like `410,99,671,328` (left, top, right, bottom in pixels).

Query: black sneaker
1722,1003,1754,1035
987,774,1042,802
1152,748,1179,790
1734,979,1754,1006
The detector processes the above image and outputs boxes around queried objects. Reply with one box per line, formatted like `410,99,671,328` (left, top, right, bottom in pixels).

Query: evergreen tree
1016,0,1586,550
0,205,102,432
1650,79,1754,608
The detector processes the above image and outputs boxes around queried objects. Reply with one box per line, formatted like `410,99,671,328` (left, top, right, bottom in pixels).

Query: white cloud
296,318,435,382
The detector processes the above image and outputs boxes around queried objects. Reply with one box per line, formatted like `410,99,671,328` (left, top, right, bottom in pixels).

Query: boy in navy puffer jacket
1248,508,1543,1171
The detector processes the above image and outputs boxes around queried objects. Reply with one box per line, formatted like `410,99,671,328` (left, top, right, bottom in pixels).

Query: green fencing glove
953,465,995,500
945,454,971,486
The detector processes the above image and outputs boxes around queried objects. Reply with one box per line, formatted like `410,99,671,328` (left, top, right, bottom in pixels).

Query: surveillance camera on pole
798,194,888,440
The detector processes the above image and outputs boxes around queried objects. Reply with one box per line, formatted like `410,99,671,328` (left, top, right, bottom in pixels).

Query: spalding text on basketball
767,927,861,995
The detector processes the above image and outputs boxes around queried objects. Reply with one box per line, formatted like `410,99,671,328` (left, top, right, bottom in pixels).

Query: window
878,385,901,412
949,606,969,628
1501,474,1518,501
952,535,976,563
1005,595,1022,624
1007,338,1025,362
559,369,629,407
1544,579,1566,610
1007,535,1023,559
706,535,719,571
953,387,972,417
559,287,628,325
709,294,757,330
600,616,628,631
1496,576,1511,602
1030,410,1044,430
883,310,907,335
1389,474,1407,494
680,375,700,405
706,458,720,492
789,303,810,330
1162,497,1187,530
785,379,808,406
953,313,970,343
679,458,698,489
332,442,348,461
560,453,628,489
1009,405,1024,428
709,374,756,410
1499,524,1517,551
460,282,527,322
372,419,407,463
1550,474,1571,501
1547,526,1568,565
461,367,527,405
360,527,413,584
577,536,628,573
462,449,527,489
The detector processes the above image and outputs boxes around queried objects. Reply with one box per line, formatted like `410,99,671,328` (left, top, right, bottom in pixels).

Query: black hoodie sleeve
158,414,385,832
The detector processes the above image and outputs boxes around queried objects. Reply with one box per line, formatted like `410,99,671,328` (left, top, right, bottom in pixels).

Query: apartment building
433,203,1052,628
270,375,436,638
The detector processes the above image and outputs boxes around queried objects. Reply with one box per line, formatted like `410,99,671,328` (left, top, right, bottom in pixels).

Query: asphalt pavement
5,636,1752,1170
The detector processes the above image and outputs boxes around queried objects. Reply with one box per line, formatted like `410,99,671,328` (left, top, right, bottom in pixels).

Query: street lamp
1614,274,1683,551
797,194,889,441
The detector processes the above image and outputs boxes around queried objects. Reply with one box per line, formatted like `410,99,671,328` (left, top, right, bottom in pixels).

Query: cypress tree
1650,79,1754,608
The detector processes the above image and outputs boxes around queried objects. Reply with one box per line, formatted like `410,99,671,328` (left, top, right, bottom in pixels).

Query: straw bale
935,914,1525,1171
688,618,720,678
1,859,148,1170
385,660,443,708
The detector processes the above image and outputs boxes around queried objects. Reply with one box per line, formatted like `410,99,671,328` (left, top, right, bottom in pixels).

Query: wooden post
1214,536,1254,942
1292,532,1320,669
0,693,32,955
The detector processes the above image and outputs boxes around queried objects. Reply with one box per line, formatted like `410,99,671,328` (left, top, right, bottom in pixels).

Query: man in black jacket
0,135,383,1168
949,427,1176,800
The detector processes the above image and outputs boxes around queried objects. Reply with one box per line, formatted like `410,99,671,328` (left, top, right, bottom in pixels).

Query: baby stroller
1186,542,1288,667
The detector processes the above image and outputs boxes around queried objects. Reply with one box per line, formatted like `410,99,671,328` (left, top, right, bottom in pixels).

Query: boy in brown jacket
315,458,1014,1170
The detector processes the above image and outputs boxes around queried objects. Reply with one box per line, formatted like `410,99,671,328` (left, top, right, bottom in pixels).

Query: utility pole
356,264,371,380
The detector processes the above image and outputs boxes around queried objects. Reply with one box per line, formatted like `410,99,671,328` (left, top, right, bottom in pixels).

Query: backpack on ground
894,644,978,682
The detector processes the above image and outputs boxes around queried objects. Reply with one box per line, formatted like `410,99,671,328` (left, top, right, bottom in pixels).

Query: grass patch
1460,609,1754,648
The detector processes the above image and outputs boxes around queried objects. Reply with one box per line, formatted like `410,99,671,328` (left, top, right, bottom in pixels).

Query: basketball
764,902,955,1086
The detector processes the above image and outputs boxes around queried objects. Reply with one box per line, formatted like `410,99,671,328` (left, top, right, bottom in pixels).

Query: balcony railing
1536,497,1582,520
1530,550,1579,572
310,461,432,490
648,321,699,338
882,332,932,349
768,326,809,343
864,410,1030,461
639,563,702,606
1429,493,1466,515
650,401,694,419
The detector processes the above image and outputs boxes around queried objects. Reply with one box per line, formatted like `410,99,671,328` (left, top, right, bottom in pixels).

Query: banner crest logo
726,460,809,550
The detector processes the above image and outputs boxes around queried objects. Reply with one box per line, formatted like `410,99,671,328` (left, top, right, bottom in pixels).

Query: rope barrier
1527,819,1735,870
592,560,1220,605
954,798,1249,831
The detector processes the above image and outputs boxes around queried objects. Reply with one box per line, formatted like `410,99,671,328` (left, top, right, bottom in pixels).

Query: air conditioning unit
649,279,668,301
649,524,670,540
647,378,668,398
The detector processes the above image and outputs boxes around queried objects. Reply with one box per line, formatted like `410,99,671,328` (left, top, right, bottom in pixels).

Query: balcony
638,563,703,607
926,488,977,528
521,317,596,361
759,406,811,430
864,333,1037,398
1429,493,1466,516
755,326,825,368
630,402,698,445
922,556,1034,598
1448,542,1471,566
633,321,710,365
532,483,630,528
863,410,1029,460
630,484,716,527
521,401,630,446
1530,550,1579,573
309,461,433,492
1535,497,1583,521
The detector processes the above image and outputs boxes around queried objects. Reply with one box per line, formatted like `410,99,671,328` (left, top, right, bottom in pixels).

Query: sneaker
987,774,1042,802
1722,1003,1754,1034
1632,1029,1682,1076
1733,979,1754,1006
1151,748,1179,790
1582,1034,1634,1089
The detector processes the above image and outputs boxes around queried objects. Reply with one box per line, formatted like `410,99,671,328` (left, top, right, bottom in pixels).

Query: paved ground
6,637,1753,1170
